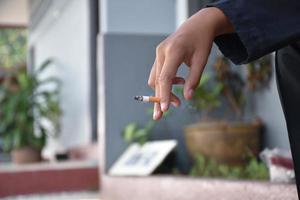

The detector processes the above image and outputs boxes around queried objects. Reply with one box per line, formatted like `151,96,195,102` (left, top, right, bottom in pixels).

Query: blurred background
0,0,297,199
0,0,99,199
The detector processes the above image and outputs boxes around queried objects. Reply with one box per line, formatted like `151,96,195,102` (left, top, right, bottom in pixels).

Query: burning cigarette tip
134,96,143,101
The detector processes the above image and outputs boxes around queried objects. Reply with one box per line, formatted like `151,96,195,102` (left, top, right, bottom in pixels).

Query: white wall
0,0,28,26
29,0,91,149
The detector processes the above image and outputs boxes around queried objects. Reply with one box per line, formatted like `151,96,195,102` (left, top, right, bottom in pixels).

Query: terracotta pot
184,121,262,166
12,147,42,164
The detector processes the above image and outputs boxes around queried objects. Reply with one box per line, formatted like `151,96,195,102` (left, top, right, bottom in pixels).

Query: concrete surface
101,175,298,200
2,191,99,200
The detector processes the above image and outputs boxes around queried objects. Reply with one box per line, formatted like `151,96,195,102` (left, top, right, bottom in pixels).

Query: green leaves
123,123,138,143
199,73,210,86
189,153,269,180
2,134,12,152
0,28,27,68
123,108,159,146
123,122,154,146
35,59,54,74
0,59,61,152
175,56,272,119
244,157,269,180
175,73,223,117
29,128,46,151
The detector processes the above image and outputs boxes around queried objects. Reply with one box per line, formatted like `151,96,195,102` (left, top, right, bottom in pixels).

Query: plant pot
184,120,262,166
11,147,42,164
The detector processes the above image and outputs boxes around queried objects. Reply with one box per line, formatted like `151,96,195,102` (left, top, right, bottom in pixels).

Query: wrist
199,7,234,37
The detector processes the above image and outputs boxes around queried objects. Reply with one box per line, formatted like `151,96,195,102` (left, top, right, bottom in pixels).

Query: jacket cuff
207,0,263,64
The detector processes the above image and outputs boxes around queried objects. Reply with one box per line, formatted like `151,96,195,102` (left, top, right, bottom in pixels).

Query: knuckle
155,78,160,86
156,57,164,67
165,40,183,54
148,79,155,88
158,74,172,84
156,43,165,55
187,78,200,88
164,44,174,54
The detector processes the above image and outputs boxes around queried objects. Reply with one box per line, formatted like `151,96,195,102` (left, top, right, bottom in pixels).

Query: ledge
101,175,298,200
0,161,99,198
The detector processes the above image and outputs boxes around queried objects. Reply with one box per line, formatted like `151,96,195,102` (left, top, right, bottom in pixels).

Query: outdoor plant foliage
123,121,155,146
0,60,62,152
176,55,272,179
0,28,27,68
123,109,170,145
178,73,224,118
176,55,272,120
189,153,269,180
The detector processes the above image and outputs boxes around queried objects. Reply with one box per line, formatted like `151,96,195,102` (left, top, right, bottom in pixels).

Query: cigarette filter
134,96,160,103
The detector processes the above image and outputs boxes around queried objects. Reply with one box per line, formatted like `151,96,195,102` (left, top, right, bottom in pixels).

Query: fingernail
161,103,168,112
188,89,194,99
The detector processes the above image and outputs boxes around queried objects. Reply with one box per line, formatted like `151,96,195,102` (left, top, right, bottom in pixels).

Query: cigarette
134,96,160,103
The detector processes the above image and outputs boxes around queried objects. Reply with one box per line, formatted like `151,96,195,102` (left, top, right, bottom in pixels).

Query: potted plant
0,60,62,164
178,55,272,166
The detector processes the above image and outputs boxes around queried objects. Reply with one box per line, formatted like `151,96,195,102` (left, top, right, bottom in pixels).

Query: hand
148,7,234,120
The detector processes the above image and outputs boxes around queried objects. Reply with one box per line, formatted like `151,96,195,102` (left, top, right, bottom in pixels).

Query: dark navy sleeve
208,0,300,64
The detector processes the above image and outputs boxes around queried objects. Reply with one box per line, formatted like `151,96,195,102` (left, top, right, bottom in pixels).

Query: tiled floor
1,191,99,200
102,175,298,200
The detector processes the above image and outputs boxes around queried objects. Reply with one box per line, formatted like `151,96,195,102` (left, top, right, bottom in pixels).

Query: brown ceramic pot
11,147,42,164
184,120,262,166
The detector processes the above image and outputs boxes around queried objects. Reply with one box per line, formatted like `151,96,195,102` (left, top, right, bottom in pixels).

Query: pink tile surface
101,175,298,200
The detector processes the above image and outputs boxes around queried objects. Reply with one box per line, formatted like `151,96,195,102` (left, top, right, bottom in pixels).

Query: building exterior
27,0,289,176
28,1,97,152
0,0,295,198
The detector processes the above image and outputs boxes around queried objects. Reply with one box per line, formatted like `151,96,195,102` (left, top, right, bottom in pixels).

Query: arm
209,0,300,64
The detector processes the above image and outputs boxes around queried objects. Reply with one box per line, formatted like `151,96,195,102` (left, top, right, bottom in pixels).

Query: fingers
173,77,185,85
159,52,184,112
149,76,185,90
153,85,163,120
170,93,181,107
149,68,182,118
153,92,181,120
151,59,163,120
148,60,156,89
184,55,205,100
153,49,164,120
149,41,185,119
151,76,183,120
